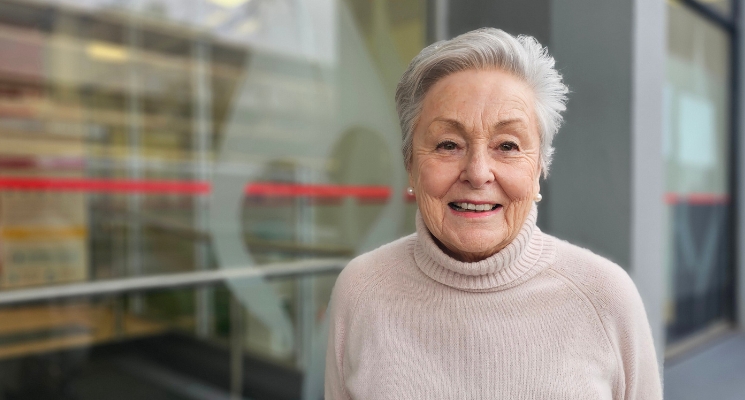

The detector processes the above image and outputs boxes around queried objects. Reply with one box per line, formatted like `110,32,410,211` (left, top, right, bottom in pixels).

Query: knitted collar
413,205,553,292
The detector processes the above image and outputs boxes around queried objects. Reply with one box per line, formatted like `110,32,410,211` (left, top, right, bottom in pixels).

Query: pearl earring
534,193,543,202
407,187,415,195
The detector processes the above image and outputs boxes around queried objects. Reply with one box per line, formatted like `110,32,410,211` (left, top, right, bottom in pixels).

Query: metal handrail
0,258,348,306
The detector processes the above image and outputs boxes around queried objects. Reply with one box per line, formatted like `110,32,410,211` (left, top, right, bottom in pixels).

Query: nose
460,146,495,188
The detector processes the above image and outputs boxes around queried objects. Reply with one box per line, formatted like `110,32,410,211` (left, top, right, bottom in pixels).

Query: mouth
448,202,502,213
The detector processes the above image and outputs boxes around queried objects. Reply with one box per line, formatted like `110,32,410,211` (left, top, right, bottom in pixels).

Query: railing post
230,293,244,400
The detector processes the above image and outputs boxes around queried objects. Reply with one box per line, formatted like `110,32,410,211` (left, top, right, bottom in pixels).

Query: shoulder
545,235,646,324
331,233,416,310
542,236,662,397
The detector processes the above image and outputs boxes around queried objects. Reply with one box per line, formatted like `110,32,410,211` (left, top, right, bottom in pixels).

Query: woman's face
409,68,542,262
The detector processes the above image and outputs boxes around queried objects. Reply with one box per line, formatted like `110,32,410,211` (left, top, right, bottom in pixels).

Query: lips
448,202,501,212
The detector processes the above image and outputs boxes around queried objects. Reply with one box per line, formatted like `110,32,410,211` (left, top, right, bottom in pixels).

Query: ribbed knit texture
325,206,663,399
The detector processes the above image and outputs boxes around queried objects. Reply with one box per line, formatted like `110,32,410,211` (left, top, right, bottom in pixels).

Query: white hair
395,28,568,178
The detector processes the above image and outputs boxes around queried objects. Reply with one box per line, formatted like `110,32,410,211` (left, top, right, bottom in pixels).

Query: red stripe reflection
0,177,392,200
0,177,211,194
664,193,730,205
245,182,390,200
0,178,731,205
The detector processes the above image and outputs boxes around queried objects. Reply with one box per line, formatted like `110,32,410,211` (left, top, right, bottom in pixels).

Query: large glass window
0,0,426,397
664,1,735,345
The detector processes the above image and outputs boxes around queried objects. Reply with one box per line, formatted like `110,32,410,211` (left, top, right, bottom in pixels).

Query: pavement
664,332,745,400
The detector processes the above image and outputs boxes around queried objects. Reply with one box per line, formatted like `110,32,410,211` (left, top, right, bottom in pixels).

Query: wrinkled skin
408,69,542,262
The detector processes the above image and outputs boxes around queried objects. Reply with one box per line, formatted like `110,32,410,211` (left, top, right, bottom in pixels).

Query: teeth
454,202,496,211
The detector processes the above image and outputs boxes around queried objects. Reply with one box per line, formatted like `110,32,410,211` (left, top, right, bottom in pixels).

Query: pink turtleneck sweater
325,207,662,399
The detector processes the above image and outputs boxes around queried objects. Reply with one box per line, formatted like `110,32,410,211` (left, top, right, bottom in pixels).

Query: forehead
421,69,536,125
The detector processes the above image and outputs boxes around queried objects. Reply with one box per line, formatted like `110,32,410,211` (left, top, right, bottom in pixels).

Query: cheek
415,159,457,199
499,165,538,200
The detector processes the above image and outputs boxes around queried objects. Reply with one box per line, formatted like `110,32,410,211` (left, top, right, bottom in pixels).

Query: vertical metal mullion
296,275,315,371
127,10,144,315
728,0,738,327
295,166,315,370
193,33,214,339
229,293,244,400
710,0,741,330
733,0,745,329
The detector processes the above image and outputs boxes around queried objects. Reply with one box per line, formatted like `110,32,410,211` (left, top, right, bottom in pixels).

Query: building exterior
0,0,741,398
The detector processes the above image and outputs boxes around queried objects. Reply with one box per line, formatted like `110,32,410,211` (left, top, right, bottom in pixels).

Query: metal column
193,33,214,338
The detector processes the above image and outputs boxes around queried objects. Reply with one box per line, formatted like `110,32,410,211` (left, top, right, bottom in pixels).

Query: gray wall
549,0,666,363
448,0,551,46
547,1,634,269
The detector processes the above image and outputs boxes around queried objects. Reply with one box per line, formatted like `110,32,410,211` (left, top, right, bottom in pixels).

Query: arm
324,286,352,400
552,240,663,399
325,260,369,400
606,276,663,400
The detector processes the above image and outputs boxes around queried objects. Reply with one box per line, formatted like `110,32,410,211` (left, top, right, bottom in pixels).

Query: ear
533,168,542,196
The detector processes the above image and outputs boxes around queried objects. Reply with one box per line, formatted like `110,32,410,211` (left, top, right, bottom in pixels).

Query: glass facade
664,1,735,343
0,0,425,397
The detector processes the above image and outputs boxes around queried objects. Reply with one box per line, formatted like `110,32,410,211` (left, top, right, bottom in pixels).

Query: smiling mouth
448,202,502,212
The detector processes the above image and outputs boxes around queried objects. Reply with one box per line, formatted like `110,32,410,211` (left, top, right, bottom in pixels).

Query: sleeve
600,269,663,400
324,267,356,400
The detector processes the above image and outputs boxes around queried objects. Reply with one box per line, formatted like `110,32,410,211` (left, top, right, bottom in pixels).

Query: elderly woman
325,28,662,399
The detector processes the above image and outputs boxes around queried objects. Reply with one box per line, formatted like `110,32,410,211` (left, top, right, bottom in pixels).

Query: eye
499,141,519,151
436,140,458,151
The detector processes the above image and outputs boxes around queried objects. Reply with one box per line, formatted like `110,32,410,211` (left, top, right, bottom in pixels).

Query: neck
413,204,553,291
433,232,523,263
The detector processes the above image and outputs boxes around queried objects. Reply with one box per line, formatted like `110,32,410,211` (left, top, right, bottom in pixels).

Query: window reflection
664,1,734,344
0,0,426,396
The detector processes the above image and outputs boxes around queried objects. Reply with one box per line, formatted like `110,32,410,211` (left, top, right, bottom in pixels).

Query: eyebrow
494,118,526,129
431,117,527,132
431,118,466,133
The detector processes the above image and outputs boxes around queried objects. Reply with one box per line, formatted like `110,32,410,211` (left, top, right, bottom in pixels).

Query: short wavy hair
395,28,568,178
